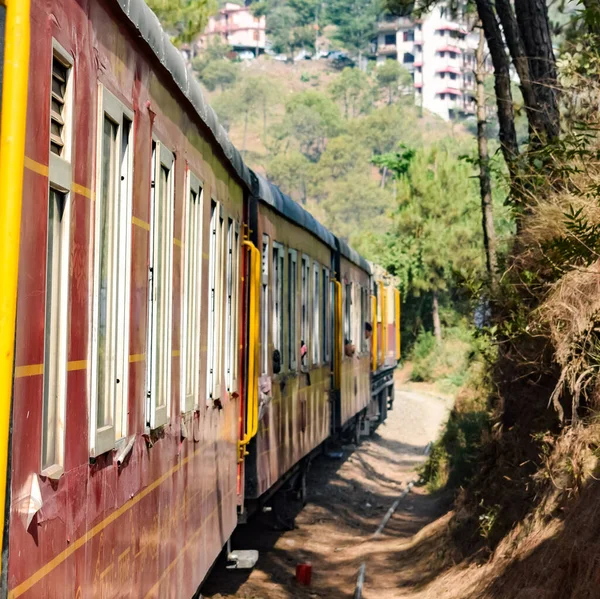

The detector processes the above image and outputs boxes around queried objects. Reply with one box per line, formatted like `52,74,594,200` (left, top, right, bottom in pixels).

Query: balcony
377,16,411,31
377,44,399,55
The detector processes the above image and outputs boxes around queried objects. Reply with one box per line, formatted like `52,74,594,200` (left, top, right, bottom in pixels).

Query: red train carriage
7,0,252,596
0,0,402,596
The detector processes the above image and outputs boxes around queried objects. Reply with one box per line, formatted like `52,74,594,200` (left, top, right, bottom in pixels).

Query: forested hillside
194,52,512,349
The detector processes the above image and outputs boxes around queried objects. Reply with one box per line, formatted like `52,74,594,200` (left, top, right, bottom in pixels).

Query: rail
238,239,260,461
0,0,30,575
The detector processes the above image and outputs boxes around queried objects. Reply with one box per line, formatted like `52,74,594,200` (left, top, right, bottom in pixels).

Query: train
0,0,401,597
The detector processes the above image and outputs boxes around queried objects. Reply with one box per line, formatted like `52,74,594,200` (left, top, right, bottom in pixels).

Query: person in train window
344,338,356,357
365,322,372,340
300,340,307,365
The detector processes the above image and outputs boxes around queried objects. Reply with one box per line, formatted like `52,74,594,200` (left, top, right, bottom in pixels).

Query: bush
417,330,493,492
410,324,473,389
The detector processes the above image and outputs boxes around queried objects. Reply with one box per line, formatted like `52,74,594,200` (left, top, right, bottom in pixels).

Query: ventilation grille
50,58,68,156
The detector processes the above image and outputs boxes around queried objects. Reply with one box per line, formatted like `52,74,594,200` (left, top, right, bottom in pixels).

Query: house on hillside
198,3,266,56
372,4,491,121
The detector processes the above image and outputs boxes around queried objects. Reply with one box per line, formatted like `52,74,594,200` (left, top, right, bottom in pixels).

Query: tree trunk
476,27,498,288
380,166,388,188
514,0,560,144
432,291,442,342
474,0,519,184
495,0,546,144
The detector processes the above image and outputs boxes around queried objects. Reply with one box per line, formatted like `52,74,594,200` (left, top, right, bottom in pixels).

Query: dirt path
202,377,453,599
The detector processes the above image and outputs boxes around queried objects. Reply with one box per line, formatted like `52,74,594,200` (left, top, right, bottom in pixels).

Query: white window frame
260,234,269,375
41,41,74,476
90,85,134,455
301,255,310,368
145,139,174,430
181,170,203,413
288,249,298,371
225,219,241,392
322,267,330,364
207,199,224,402
272,242,285,370
312,261,320,366
344,282,352,347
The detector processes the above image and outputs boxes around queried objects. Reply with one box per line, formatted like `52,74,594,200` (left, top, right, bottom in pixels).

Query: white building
198,3,266,55
374,7,483,121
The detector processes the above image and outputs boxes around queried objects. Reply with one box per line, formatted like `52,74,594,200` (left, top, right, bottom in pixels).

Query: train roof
338,239,372,275
114,0,371,275
252,172,337,250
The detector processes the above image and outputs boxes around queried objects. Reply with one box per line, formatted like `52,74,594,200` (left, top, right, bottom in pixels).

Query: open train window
322,267,330,363
288,249,298,371
344,282,352,349
272,242,284,372
182,171,203,413
91,86,134,455
207,200,224,402
41,41,74,475
261,234,269,375
361,286,369,353
312,262,320,365
225,219,240,391
301,255,310,368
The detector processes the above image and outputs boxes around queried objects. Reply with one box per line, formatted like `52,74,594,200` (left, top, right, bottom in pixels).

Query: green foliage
410,324,473,387
253,0,318,57
373,145,486,296
328,67,373,118
318,172,392,244
375,60,412,104
146,0,217,45
418,331,493,492
199,60,241,91
267,151,314,202
545,205,600,269
274,91,344,160
325,0,380,55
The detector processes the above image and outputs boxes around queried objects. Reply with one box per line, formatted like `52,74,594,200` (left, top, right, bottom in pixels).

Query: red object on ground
296,563,312,585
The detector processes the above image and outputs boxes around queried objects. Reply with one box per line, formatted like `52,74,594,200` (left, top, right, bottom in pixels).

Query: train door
146,140,175,430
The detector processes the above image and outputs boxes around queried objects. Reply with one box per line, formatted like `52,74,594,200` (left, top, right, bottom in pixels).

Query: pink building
199,3,266,55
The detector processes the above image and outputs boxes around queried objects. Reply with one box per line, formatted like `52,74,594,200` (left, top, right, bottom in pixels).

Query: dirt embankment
202,375,454,599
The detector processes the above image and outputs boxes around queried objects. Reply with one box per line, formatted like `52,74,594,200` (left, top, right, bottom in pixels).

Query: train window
261,234,269,375
145,140,174,430
312,262,320,365
91,87,134,455
288,249,298,370
42,41,74,474
42,188,70,475
182,171,203,413
225,219,240,391
322,268,330,363
344,282,352,348
361,287,369,353
49,41,73,160
301,255,310,367
272,242,284,371
232,225,241,386
207,200,224,402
